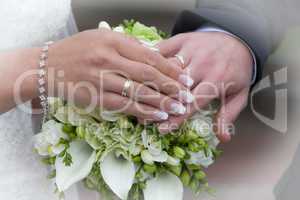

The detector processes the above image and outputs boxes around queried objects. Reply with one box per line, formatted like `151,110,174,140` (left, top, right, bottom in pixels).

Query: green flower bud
76,126,85,139
188,142,201,152
196,138,206,146
173,146,186,159
189,178,200,192
118,117,131,129
135,171,143,179
186,130,199,141
178,134,186,144
143,164,157,174
187,164,201,171
62,124,75,133
139,182,146,189
194,170,206,180
167,164,182,176
132,155,142,164
180,170,191,186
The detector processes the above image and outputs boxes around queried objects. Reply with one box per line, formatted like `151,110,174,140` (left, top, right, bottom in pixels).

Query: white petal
143,172,183,200
166,156,180,166
55,140,96,192
100,152,135,200
113,26,125,33
42,120,58,131
52,144,65,155
54,107,69,123
100,110,122,122
151,151,168,163
98,21,111,30
185,150,214,168
141,150,154,165
33,133,50,156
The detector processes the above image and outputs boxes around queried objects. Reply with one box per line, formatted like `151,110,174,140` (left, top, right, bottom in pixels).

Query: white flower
185,150,214,168
100,152,135,200
113,26,125,33
143,172,183,200
56,140,96,192
98,21,111,30
141,150,168,165
34,120,68,156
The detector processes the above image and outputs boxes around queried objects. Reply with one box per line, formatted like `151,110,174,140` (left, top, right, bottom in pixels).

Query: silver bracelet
38,41,53,123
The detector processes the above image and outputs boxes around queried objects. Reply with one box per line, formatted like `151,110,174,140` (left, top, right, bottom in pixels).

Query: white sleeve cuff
197,26,257,85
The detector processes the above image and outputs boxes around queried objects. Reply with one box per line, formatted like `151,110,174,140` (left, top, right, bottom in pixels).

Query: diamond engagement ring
121,79,133,97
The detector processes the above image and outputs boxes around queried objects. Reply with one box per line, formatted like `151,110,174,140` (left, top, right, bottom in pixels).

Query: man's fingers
157,34,186,57
216,88,249,142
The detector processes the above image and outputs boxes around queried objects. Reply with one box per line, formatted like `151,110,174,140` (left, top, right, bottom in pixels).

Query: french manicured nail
179,74,194,87
148,46,160,52
170,103,186,115
179,90,195,103
154,111,169,120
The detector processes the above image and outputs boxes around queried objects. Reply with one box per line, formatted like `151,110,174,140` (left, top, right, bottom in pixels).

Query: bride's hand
47,29,194,121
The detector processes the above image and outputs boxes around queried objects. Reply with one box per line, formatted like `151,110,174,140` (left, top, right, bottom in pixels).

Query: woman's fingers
111,56,195,104
100,73,187,115
100,92,169,121
115,35,194,87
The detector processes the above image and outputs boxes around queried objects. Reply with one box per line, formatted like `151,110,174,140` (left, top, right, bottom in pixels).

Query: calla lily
55,140,96,192
143,172,183,200
100,152,136,200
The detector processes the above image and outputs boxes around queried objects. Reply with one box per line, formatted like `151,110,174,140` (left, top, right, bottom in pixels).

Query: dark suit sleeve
172,8,273,85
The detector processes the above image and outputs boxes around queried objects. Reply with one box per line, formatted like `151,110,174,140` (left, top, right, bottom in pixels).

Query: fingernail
170,103,186,115
148,47,160,52
179,74,194,87
154,111,169,120
179,90,195,103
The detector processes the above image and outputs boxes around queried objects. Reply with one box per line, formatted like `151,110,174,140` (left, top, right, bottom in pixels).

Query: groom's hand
157,32,253,142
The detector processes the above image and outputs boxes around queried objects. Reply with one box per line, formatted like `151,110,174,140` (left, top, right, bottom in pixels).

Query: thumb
157,34,186,57
216,89,249,142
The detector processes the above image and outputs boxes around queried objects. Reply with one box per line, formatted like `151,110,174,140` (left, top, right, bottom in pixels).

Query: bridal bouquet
34,20,222,200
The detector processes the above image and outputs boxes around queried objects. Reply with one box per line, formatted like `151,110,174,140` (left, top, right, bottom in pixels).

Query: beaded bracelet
38,41,53,123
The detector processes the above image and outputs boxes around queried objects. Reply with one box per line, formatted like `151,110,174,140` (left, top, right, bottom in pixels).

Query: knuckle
162,82,180,95
89,48,111,66
144,51,159,66
141,66,157,82
136,85,151,97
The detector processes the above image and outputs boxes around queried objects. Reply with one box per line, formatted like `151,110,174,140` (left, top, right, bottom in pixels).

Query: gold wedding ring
121,79,133,97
